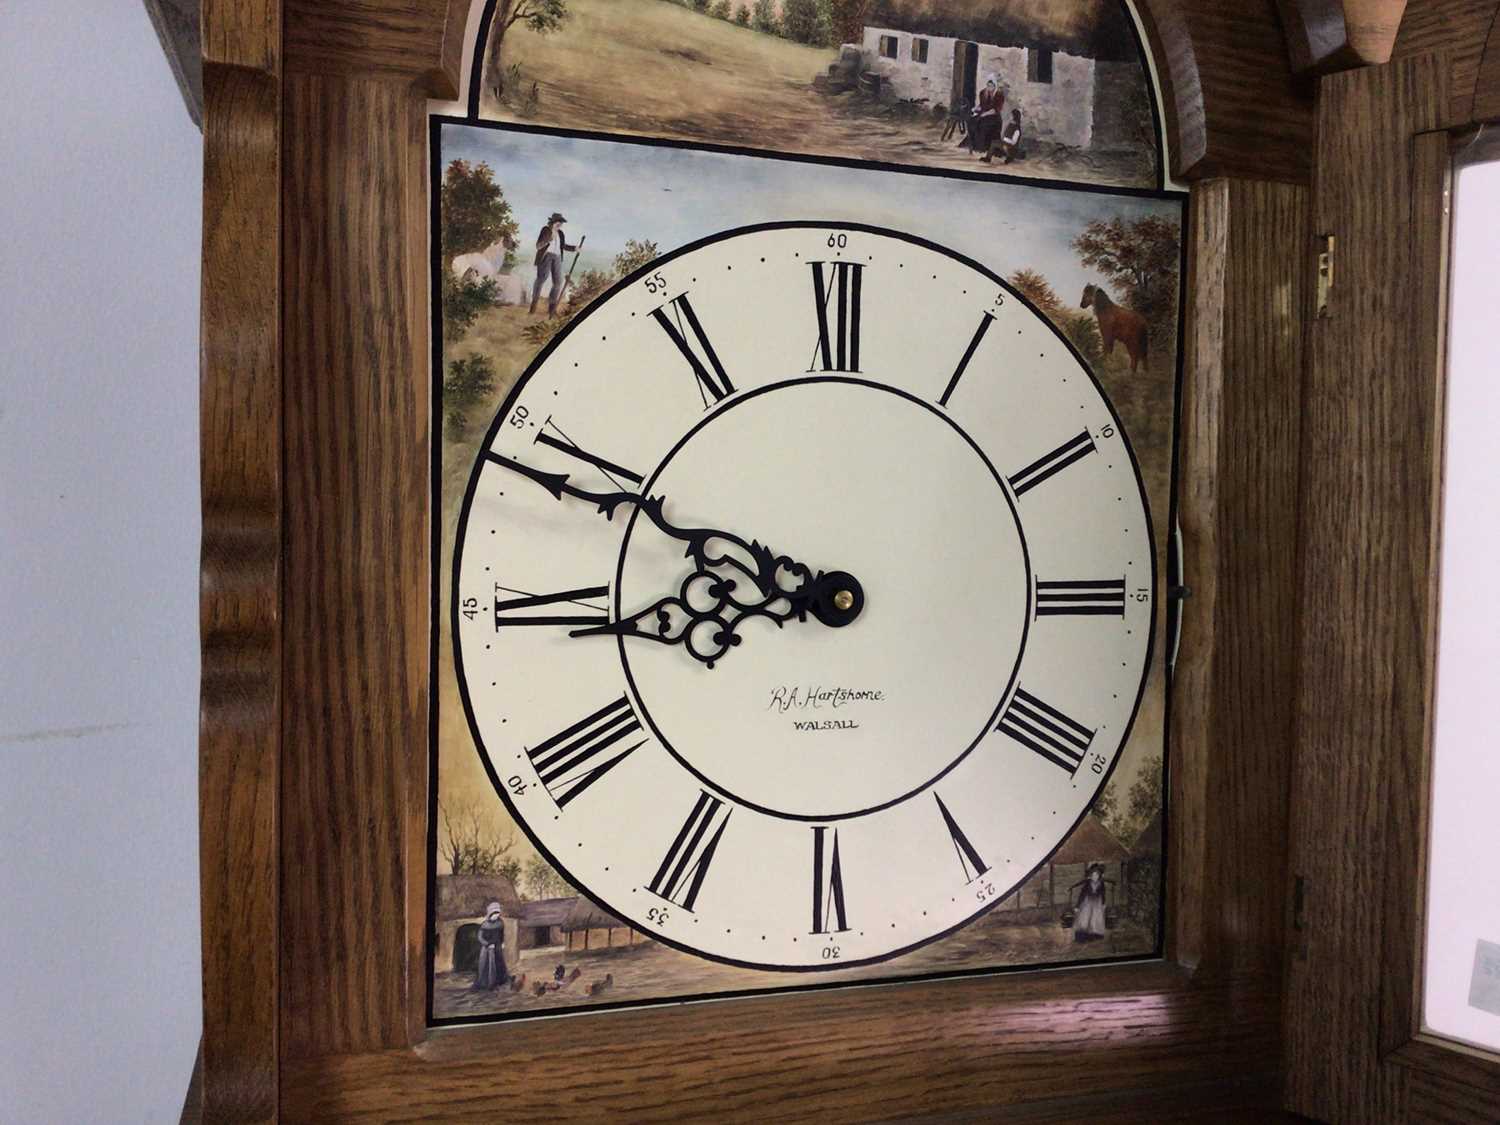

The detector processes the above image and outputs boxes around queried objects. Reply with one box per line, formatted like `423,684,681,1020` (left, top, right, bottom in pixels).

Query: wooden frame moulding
1283,21,1500,1120
196,1,1316,1119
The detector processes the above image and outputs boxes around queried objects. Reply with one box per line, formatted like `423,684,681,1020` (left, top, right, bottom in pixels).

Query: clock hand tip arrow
491,452,570,501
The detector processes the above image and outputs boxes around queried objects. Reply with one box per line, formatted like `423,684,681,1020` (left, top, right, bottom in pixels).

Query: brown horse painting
1081,284,1149,373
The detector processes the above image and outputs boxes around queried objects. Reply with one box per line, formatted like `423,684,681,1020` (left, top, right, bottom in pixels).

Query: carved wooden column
199,0,282,1120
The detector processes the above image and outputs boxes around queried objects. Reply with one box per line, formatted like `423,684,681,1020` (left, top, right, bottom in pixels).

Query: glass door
1423,126,1500,1057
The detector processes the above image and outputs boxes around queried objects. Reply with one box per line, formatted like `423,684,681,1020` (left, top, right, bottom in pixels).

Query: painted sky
441,123,1182,305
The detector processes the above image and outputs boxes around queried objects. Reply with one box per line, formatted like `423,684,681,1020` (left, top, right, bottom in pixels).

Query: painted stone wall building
858,26,1144,151
991,814,1129,926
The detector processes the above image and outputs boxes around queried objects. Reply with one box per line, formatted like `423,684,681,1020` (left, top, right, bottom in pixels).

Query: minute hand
487,451,782,597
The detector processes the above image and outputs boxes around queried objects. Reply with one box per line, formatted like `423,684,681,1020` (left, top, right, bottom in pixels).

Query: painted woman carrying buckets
1069,864,1113,943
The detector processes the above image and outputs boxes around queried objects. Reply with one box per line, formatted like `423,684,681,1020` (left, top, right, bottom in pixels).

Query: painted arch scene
477,0,1163,188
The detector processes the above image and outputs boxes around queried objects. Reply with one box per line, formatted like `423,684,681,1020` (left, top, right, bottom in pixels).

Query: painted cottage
857,20,1146,151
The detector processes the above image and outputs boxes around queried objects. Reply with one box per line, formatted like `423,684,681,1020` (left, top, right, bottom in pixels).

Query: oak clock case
451,221,1156,973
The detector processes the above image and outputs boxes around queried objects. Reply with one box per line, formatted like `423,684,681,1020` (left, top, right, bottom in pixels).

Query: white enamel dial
453,223,1154,971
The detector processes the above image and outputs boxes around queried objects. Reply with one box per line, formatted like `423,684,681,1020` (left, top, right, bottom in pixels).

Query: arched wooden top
1136,0,1313,183
1390,0,1500,127
1468,0,1500,123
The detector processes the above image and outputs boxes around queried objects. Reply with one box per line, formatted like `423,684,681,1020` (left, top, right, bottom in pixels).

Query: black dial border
613,373,1033,823
449,220,1158,979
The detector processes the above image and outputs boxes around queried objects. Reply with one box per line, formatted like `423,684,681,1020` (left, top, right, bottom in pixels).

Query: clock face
453,222,1154,971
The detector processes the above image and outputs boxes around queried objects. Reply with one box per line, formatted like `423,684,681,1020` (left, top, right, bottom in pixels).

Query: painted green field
483,0,1151,186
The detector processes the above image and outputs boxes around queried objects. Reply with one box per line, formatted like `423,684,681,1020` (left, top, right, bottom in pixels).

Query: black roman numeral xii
809,262,862,372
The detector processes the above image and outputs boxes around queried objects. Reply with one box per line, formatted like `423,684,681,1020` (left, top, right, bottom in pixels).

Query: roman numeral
935,794,989,883
526,697,644,808
811,826,851,934
996,688,1096,776
652,294,734,407
809,261,863,372
1035,579,1126,618
939,312,996,407
535,423,643,486
647,791,731,912
494,585,609,629
1008,430,1097,497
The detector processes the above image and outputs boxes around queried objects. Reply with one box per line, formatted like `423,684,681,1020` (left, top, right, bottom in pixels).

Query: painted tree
440,159,518,272
1091,780,1120,832
497,856,524,889
443,353,498,435
438,797,516,875
824,0,871,44
1073,215,1181,336
486,0,570,99
1009,267,1063,318
524,854,576,899
751,0,778,33
613,238,660,278
781,0,825,43
1009,268,1102,365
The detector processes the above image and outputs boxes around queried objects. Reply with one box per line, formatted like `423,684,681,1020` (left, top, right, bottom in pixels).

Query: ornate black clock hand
487,451,863,667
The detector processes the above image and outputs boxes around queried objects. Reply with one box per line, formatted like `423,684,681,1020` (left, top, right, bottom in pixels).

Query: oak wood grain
1391,0,1500,125
1392,1039,1500,1100
199,50,281,1125
1378,130,1450,1062
279,70,432,1062
1406,1066,1500,1124
195,0,1315,1116
1137,0,1315,183
201,0,278,73
1473,4,1500,123
283,0,467,96
1277,0,1411,73
1342,0,1411,62
1283,54,1446,1124
281,966,1280,1122
1172,180,1307,978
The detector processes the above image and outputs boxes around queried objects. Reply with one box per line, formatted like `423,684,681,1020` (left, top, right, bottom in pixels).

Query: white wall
0,3,203,1121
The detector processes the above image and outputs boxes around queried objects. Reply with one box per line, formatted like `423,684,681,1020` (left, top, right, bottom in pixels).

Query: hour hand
569,563,866,671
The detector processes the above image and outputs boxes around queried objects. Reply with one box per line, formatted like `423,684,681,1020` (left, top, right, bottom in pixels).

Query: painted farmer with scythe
530,210,585,317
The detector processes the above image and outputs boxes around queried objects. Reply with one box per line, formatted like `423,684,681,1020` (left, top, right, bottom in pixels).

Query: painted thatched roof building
562,896,650,954
855,0,1151,150
432,872,524,974
517,896,575,950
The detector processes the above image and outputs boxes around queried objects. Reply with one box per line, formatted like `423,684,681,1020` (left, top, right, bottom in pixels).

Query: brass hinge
1316,235,1336,318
